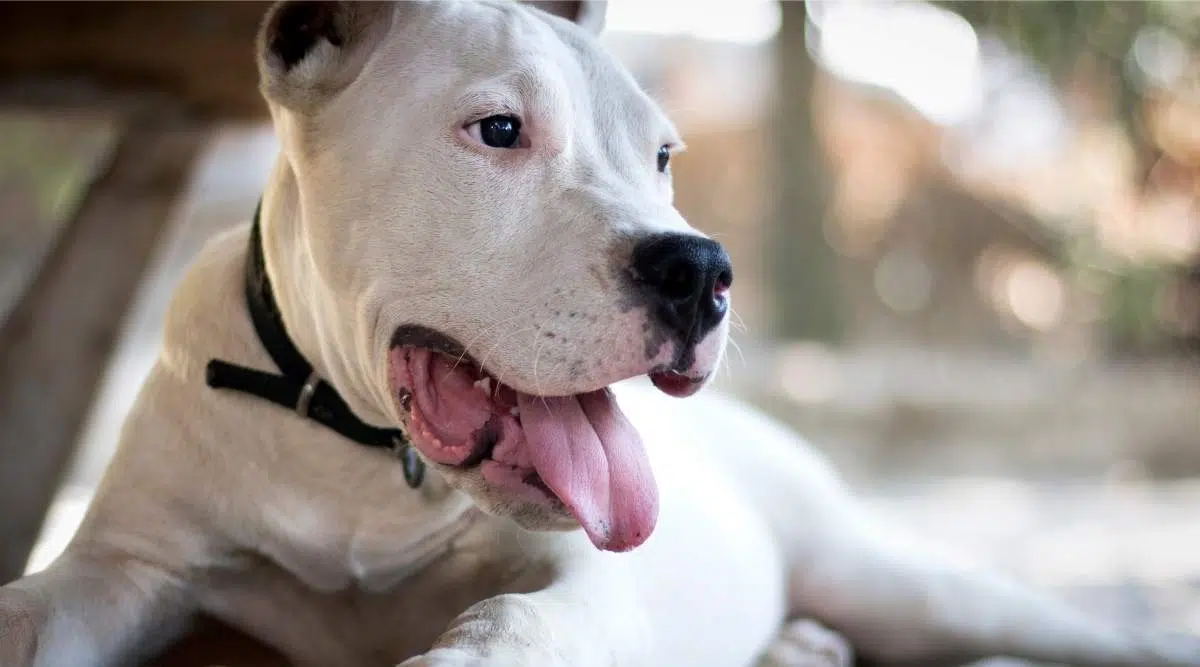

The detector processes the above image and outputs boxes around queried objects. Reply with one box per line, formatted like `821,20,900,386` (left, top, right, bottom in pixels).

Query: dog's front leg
400,547,647,667
0,549,192,667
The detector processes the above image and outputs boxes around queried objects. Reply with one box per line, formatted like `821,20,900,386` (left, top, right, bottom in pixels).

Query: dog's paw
397,594,571,667
398,643,576,667
397,646,495,667
756,619,853,667
0,588,39,667
398,645,559,667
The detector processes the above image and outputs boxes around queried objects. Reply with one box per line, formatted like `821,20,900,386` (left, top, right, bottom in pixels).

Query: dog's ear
525,1,607,35
257,1,392,111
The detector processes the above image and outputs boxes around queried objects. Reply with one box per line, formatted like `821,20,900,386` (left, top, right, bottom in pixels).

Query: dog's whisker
726,336,746,368
729,307,748,333
523,316,567,418
475,323,540,390
394,292,526,385
530,318,552,398
719,348,736,383
443,311,530,380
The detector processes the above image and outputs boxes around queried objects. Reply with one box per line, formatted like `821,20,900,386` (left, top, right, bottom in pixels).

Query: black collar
205,203,425,488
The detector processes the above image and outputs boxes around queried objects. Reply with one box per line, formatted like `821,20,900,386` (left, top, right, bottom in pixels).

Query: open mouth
387,327,702,553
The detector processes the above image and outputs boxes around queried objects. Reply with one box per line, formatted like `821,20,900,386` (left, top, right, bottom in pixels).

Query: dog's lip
390,324,477,367
648,368,708,398
389,324,711,403
388,323,660,399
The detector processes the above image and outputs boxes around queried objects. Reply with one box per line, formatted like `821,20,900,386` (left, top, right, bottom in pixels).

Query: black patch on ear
269,1,344,70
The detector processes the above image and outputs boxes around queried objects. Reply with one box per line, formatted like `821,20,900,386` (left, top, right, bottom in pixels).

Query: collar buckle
295,371,321,418
394,436,426,489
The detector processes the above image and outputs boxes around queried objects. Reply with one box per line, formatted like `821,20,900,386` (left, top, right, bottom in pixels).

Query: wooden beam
0,2,270,120
0,111,122,332
0,118,207,582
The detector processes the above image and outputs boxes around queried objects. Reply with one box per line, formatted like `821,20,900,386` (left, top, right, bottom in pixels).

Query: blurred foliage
945,1,1146,72
936,1,1200,352
940,1,1196,160
941,1,1200,67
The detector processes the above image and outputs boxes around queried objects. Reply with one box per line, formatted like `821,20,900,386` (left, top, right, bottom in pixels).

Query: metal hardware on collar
295,371,320,418
394,437,425,489
204,200,426,489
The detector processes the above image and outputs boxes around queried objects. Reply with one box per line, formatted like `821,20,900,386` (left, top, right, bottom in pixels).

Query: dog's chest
204,504,534,665
251,483,480,593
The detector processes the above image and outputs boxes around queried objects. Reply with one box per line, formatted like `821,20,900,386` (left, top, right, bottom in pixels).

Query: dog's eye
656,145,671,173
468,115,523,149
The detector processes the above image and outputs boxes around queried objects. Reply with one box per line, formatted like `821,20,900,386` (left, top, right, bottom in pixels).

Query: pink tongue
516,389,659,552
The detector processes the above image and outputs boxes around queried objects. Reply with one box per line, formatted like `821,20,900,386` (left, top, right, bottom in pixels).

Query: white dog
1,2,1197,666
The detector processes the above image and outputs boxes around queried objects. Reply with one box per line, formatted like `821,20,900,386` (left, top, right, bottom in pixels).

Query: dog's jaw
386,334,663,552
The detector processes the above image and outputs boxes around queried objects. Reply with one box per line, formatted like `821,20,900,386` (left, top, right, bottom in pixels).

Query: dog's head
256,0,732,552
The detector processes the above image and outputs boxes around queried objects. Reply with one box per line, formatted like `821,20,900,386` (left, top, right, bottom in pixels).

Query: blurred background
0,0,1197,658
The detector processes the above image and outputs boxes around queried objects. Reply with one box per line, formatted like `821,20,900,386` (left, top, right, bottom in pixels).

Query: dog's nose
631,233,733,343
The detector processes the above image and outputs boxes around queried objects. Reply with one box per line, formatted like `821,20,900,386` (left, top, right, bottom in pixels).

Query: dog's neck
255,159,396,430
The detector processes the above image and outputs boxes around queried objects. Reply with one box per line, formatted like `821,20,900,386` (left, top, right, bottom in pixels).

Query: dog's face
257,0,732,552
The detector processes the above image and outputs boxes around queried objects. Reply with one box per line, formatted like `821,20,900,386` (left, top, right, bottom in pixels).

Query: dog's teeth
475,377,492,394
509,407,520,417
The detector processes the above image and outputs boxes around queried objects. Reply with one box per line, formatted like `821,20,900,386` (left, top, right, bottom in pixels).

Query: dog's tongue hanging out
394,347,658,552
516,389,658,552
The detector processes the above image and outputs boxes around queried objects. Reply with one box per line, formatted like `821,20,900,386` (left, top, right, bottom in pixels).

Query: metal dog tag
394,437,425,489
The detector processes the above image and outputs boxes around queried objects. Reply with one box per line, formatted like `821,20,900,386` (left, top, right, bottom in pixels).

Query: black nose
631,233,733,344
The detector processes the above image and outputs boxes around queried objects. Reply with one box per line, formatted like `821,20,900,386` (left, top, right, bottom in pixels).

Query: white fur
1,2,1197,667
